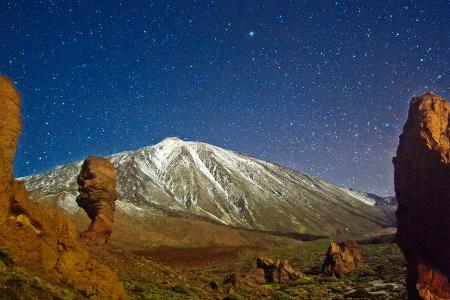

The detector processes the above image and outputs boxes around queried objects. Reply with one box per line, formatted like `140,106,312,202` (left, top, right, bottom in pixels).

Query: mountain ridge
22,137,395,236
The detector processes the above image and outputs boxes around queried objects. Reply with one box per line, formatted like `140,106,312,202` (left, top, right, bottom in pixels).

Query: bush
344,287,371,298
224,291,243,300
132,283,147,292
0,247,14,266
320,275,338,282
11,267,30,283
273,290,291,300
354,265,376,278
208,280,218,289
329,284,344,293
171,284,189,294
296,276,314,285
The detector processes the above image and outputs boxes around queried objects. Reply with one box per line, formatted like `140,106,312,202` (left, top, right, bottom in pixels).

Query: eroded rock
0,75,127,299
322,241,362,277
76,156,118,244
393,92,450,299
256,256,302,283
0,76,21,219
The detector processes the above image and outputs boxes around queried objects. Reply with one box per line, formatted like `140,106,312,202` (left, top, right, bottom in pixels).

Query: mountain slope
23,137,393,236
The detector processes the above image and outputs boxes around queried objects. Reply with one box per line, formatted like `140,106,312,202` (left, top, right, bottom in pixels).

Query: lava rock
256,256,302,283
76,156,118,244
322,241,362,277
0,76,21,219
393,92,450,299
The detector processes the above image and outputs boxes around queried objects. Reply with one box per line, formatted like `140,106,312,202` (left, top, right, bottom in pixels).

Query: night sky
1,1,449,196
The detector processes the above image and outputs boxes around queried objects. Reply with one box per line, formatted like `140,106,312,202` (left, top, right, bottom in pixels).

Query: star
2,0,449,197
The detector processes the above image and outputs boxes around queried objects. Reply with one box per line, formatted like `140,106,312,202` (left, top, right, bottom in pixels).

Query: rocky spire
76,156,118,244
0,76,21,219
393,92,450,299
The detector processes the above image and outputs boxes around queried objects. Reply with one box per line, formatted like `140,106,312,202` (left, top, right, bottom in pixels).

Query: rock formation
256,256,302,283
76,156,118,244
393,92,450,299
0,75,127,299
0,76,22,220
322,241,362,277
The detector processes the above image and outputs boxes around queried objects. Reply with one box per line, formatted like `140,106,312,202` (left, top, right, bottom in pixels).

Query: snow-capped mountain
22,137,393,235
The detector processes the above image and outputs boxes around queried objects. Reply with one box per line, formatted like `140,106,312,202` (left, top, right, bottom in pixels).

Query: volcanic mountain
23,137,393,236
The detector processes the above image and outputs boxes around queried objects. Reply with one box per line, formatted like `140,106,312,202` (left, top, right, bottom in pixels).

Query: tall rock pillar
393,92,450,299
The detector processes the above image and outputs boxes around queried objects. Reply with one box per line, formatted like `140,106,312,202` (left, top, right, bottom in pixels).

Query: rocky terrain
393,92,450,299
104,239,406,299
23,137,395,237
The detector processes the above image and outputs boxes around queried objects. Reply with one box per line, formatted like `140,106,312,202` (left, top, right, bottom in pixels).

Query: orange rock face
393,92,450,299
0,77,21,219
76,156,118,244
0,75,127,299
322,241,362,277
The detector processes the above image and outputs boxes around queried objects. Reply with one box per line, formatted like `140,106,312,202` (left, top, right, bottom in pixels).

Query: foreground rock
256,256,302,283
77,156,118,244
393,92,450,299
221,257,301,292
0,76,22,221
0,76,127,299
322,241,362,277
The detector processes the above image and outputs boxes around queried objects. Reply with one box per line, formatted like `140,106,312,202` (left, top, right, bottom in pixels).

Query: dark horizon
1,1,449,196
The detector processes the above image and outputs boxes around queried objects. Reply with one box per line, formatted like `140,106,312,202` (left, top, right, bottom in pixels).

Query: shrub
171,284,189,294
354,265,376,278
320,275,338,282
296,276,314,285
224,291,243,300
0,247,14,266
11,267,30,283
208,280,219,289
344,287,371,298
273,290,291,300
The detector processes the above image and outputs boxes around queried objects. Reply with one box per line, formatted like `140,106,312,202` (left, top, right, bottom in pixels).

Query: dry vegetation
0,208,405,299
90,230,406,300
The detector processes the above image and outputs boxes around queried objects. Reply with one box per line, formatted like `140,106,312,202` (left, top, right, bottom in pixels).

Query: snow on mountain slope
22,137,393,235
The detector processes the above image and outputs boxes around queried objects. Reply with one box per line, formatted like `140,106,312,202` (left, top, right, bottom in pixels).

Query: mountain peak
162,136,182,142
23,138,394,235
157,136,185,145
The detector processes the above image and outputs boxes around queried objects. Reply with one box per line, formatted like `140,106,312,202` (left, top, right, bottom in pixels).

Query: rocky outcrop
256,256,302,283
0,75,127,299
393,92,450,299
322,241,362,277
76,156,117,244
0,76,22,220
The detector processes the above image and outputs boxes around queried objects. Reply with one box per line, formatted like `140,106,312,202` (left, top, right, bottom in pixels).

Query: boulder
322,241,362,277
76,156,117,244
0,75,127,299
256,256,302,283
393,92,450,299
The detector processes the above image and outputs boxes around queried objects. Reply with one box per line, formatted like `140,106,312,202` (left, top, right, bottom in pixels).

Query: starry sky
1,1,449,196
